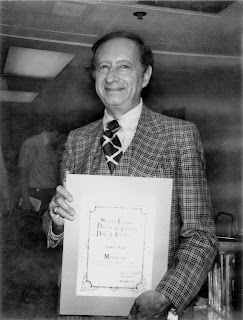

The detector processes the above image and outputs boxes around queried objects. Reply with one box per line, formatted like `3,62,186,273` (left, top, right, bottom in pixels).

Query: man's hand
128,290,171,320
49,185,76,231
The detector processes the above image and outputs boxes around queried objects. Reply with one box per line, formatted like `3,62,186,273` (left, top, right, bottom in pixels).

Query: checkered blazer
43,105,218,316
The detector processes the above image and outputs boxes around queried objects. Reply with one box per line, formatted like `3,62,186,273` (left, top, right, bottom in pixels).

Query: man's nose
105,66,119,83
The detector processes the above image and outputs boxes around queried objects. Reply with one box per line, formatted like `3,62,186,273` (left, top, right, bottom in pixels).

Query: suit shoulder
151,109,197,132
68,119,102,140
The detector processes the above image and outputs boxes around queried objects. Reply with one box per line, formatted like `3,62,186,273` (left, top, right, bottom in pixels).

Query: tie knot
107,120,120,133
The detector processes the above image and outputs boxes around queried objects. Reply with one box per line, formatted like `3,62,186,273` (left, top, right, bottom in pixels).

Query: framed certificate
59,174,172,316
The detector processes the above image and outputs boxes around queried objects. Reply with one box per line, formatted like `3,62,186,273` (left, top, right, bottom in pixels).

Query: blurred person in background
18,116,64,216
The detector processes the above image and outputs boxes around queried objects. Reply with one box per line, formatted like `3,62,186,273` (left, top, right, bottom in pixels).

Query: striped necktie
100,120,123,174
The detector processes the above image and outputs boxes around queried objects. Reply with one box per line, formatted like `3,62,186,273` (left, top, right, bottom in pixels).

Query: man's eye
99,65,109,70
120,65,129,69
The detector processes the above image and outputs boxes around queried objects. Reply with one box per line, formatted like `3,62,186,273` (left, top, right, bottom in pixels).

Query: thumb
62,170,70,188
129,302,138,316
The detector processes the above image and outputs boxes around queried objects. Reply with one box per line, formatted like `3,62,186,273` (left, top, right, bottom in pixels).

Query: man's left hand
128,290,171,320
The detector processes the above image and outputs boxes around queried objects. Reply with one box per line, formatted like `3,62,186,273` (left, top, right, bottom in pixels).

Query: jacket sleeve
42,132,76,248
42,210,63,248
156,123,219,316
60,130,78,182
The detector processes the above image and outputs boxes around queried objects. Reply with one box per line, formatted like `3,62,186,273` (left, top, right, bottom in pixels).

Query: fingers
49,185,76,222
56,185,73,202
54,195,75,221
62,170,70,188
128,291,170,320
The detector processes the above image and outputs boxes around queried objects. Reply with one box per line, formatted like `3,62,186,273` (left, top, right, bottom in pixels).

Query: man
19,117,62,216
43,31,218,319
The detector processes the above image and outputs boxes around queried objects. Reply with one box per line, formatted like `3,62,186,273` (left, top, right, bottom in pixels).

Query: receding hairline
92,31,145,53
92,36,152,71
94,37,141,58
89,31,154,75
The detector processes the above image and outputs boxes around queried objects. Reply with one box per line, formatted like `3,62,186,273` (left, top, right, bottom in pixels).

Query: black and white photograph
0,1,242,320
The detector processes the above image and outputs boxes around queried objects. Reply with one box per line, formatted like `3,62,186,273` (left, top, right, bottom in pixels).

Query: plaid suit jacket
43,105,218,316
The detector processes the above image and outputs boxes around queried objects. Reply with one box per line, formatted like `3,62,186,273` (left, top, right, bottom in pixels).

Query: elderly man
43,31,218,319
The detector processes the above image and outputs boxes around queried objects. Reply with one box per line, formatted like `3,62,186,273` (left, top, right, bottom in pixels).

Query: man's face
94,38,152,118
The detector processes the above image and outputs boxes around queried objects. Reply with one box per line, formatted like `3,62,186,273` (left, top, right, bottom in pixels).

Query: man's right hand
49,185,76,228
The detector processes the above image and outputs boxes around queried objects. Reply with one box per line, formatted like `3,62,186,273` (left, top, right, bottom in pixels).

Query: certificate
77,202,154,297
59,174,172,316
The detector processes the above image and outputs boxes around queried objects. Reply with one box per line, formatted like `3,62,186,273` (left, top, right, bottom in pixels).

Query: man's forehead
96,38,139,59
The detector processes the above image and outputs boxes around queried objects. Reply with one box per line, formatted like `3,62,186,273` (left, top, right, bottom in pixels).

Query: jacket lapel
81,120,103,174
129,105,168,177
80,106,169,177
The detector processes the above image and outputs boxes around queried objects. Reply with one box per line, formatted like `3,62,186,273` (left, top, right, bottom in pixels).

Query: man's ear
142,65,152,89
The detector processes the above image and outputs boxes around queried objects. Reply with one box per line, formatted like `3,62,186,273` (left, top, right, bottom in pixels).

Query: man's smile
105,87,124,91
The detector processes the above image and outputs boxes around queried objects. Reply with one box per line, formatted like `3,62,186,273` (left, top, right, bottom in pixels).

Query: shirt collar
103,98,143,130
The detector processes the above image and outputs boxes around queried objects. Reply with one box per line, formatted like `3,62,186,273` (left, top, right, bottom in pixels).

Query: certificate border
79,205,147,293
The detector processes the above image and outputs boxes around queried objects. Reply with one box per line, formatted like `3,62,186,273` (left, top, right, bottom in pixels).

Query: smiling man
94,36,151,118
43,31,218,319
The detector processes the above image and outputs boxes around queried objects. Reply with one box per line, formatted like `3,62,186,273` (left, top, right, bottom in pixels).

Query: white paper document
60,174,173,316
